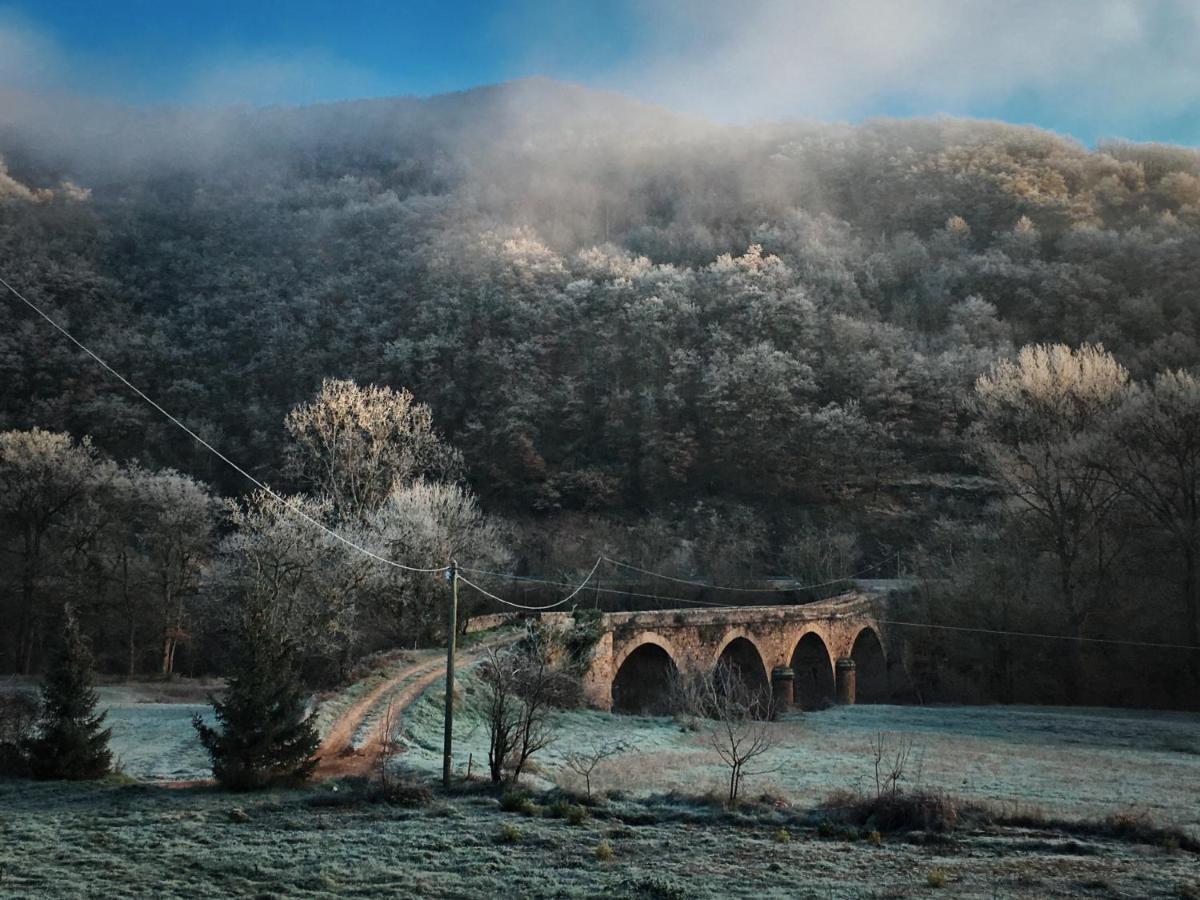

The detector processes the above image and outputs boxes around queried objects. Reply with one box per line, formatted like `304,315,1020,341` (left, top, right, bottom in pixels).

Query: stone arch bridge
536,591,894,713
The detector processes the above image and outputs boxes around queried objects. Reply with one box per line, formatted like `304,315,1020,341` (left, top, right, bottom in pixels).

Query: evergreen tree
25,604,113,780
192,612,321,790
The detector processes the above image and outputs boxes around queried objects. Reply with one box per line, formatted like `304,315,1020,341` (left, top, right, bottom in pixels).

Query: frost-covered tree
364,480,510,645
1102,370,1200,667
0,430,115,674
217,490,369,680
135,470,218,676
968,344,1130,692
284,379,463,520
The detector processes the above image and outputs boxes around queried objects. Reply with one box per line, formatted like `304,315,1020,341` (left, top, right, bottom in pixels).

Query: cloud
0,10,65,92
605,0,1200,133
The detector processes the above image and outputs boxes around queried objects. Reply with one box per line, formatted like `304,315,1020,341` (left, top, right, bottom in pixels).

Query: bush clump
499,789,538,816
0,693,37,777
619,876,688,899
595,839,614,861
369,778,434,807
496,823,522,844
566,804,589,825
823,790,960,834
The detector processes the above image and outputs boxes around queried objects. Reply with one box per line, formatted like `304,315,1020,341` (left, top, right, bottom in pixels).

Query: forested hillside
2,79,1198,705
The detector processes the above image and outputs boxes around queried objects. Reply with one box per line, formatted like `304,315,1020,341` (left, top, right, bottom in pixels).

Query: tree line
0,381,506,685
2,82,1200,704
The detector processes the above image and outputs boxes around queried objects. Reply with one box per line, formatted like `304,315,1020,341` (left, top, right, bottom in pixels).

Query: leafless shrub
374,700,401,788
0,692,37,775
481,641,577,785
563,740,626,801
871,732,915,800
0,693,38,744
671,664,775,806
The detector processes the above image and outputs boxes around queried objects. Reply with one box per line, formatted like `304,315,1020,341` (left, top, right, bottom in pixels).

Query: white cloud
607,0,1200,130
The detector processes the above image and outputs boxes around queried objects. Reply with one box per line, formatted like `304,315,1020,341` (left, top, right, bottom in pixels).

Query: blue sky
3,0,1199,146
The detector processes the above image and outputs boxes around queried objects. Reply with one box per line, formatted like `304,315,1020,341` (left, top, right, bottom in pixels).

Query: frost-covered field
401,670,1200,838
1,774,1198,898
2,674,1200,898
6,672,1197,837
0,681,215,782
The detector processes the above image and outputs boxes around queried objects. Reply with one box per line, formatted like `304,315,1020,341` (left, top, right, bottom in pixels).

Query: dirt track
315,636,512,779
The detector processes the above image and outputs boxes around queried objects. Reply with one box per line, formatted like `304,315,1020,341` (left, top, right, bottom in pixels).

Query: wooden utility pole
442,559,458,789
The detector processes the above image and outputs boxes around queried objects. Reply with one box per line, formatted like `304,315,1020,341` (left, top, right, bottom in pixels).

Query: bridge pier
770,666,794,713
836,658,856,705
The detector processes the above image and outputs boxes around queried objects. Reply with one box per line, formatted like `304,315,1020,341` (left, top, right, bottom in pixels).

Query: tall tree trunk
20,567,36,675
1184,545,1200,685
125,555,137,679
1058,555,1083,704
161,582,182,677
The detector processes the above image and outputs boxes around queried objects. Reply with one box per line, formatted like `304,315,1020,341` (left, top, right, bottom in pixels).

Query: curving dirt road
315,636,512,779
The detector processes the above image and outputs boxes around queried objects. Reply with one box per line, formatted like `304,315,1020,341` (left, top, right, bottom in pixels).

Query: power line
460,554,900,608
457,565,737,608
0,273,447,574
10,271,1198,658
602,554,894,594
455,557,606,611
878,618,1200,652
461,565,1200,653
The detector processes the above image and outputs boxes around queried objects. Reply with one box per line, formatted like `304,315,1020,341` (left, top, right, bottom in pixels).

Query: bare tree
481,647,520,784
709,668,775,807
564,741,626,801
480,641,574,785
670,663,776,805
871,732,914,801
374,700,402,790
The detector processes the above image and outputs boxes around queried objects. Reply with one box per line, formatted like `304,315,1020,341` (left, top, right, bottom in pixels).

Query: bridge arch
790,630,835,709
850,626,889,703
713,631,771,700
612,632,679,715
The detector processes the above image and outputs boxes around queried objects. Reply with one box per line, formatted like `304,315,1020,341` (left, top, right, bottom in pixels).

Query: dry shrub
1104,808,1154,836
368,778,433,807
824,790,961,834
341,650,410,688
496,823,522,844
0,693,38,775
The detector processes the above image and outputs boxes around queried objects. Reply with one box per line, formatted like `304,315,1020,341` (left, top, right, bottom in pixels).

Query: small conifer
26,604,113,780
193,612,320,790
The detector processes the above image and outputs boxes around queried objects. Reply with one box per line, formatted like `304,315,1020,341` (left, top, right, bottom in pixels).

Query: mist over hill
2,79,1199,703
